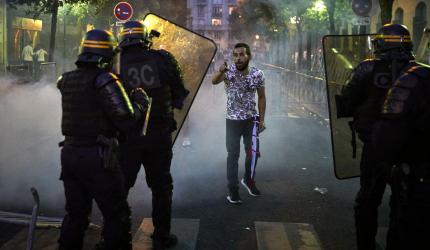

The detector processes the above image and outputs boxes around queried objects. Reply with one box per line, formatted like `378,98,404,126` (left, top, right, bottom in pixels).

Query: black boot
151,233,178,249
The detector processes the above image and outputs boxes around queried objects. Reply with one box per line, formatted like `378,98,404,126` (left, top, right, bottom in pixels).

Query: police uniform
115,21,189,249
58,29,147,250
335,24,416,250
372,64,430,250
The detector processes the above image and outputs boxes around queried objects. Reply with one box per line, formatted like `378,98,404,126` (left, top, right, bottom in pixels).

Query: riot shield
141,13,217,144
322,34,375,179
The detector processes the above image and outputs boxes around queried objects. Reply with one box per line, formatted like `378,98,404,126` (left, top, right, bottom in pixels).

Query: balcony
196,0,207,5
194,24,230,31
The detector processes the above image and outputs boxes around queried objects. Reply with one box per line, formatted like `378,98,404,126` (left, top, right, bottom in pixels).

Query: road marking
133,218,199,250
255,222,323,250
0,226,100,250
288,113,301,118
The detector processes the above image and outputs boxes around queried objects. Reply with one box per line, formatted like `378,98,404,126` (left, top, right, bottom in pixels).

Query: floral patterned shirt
224,64,265,120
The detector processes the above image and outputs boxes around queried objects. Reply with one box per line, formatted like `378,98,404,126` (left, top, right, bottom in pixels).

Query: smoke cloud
0,76,64,215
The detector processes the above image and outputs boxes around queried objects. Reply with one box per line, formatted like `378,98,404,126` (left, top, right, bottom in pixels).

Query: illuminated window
212,19,222,26
228,6,236,15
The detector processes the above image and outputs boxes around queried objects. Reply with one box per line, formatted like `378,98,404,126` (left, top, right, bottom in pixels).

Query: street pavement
0,75,391,249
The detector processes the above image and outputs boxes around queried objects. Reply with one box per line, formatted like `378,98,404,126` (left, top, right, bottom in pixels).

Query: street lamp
255,34,260,40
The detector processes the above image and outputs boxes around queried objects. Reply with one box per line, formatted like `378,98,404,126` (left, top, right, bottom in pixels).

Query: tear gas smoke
0,76,63,215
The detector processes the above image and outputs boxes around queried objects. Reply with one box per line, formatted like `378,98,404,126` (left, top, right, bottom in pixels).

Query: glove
130,88,150,112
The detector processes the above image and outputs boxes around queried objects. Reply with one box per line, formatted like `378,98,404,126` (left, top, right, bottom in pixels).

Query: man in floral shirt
212,43,266,204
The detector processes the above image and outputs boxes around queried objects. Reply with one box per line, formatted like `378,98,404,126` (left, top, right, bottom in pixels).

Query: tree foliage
229,0,357,41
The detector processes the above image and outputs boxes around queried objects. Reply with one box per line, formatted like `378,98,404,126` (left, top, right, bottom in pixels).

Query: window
212,19,222,26
198,6,205,17
212,5,223,18
413,2,427,51
213,0,222,4
214,31,222,40
228,6,236,15
393,8,404,24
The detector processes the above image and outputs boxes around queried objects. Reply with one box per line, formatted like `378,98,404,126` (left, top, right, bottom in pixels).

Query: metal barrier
5,62,57,83
259,63,328,119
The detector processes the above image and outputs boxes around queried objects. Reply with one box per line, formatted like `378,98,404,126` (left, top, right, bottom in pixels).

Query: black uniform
117,45,188,242
371,64,430,250
336,58,415,250
58,67,140,250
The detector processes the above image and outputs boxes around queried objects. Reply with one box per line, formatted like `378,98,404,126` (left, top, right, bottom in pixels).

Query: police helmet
77,29,117,64
372,24,413,54
119,20,150,48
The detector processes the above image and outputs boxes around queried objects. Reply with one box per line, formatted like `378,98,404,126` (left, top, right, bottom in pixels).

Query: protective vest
354,59,413,137
59,68,114,138
119,47,174,129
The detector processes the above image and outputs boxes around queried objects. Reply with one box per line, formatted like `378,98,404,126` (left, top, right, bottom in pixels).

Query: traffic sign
114,2,133,21
352,0,372,17
352,16,370,26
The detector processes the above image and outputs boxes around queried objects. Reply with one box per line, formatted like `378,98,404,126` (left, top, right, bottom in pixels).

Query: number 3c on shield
127,65,155,88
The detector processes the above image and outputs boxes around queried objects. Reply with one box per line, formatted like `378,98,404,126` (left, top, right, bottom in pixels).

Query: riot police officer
114,20,189,249
335,24,416,250
372,54,430,249
57,29,149,250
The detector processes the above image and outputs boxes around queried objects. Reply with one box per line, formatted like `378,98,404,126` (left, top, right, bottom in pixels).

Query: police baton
142,97,152,136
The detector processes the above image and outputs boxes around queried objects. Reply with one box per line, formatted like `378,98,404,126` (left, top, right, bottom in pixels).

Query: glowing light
313,0,327,12
255,34,260,40
290,16,300,24
274,29,278,32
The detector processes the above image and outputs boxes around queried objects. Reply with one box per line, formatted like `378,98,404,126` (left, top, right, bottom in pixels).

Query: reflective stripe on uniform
114,79,134,115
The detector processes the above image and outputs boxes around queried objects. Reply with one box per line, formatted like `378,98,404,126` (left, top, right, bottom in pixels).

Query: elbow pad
95,72,135,121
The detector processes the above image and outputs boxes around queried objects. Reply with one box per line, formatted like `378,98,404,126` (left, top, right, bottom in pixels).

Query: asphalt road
0,75,391,250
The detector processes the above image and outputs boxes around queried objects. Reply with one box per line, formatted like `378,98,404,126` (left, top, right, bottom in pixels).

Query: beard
235,60,249,71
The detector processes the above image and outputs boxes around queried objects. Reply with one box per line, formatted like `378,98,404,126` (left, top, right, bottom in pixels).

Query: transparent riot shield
142,13,217,144
322,34,375,179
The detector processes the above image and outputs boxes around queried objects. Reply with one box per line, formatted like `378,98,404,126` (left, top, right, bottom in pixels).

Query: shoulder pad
157,49,178,63
406,64,430,79
157,49,172,58
94,72,120,89
356,59,376,74
56,75,63,88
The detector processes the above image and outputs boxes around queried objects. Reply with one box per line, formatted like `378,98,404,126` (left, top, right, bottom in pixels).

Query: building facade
187,0,237,51
370,0,429,50
0,0,7,74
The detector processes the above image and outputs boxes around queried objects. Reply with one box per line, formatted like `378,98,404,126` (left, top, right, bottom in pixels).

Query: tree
379,0,394,24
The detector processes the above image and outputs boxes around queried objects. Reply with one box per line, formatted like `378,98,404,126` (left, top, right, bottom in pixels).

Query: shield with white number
322,34,375,179
116,13,217,144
